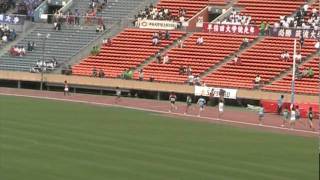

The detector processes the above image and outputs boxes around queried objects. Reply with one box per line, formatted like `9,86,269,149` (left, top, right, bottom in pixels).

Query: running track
0,87,318,137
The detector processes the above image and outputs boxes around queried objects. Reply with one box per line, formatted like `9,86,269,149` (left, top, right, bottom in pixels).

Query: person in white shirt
196,36,204,45
290,107,296,129
162,54,169,64
2,35,7,43
218,100,224,119
295,52,302,63
280,51,290,61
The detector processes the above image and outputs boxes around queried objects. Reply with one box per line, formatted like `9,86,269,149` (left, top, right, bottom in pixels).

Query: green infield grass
0,95,318,180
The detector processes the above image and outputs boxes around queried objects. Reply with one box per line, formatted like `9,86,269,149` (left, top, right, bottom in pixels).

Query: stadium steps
199,36,265,80
134,32,192,72
0,24,101,72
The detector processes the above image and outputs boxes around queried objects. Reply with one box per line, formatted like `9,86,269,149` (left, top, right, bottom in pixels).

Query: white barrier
194,86,238,99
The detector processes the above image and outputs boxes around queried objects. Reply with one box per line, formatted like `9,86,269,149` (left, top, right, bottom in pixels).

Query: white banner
138,19,178,30
194,86,238,99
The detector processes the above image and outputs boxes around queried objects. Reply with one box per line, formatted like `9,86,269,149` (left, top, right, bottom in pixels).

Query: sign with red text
203,23,259,36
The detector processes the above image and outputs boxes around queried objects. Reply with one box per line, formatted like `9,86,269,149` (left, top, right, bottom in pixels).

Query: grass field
0,95,318,180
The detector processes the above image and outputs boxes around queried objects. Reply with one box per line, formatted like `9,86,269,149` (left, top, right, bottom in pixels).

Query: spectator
179,65,186,75
162,54,169,64
295,51,302,63
186,66,192,75
307,67,314,78
187,74,194,85
138,69,144,81
178,39,183,48
233,55,241,65
155,52,161,63
259,21,265,35
92,67,97,77
98,69,105,78
280,51,290,61
194,75,201,86
253,75,262,88
239,37,249,49
196,36,204,45
165,30,170,40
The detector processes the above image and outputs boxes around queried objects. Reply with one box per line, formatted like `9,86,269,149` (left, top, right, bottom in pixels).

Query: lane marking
0,92,318,135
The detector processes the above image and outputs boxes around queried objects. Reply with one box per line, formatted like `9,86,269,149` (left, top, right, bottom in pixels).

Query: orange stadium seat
72,28,185,78
203,37,317,89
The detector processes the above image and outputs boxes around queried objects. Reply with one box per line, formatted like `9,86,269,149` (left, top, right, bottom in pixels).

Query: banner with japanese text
0,14,25,25
138,19,178,30
194,86,238,99
269,28,320,39
203,23,260,36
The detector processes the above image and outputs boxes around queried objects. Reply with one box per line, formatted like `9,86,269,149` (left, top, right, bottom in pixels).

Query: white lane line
0,92,318,135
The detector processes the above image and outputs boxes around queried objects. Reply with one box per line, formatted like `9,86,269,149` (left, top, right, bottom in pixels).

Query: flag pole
290,39,297,107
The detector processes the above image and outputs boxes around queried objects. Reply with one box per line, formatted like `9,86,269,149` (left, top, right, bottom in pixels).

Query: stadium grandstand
0,0,318,108
0,0,319,179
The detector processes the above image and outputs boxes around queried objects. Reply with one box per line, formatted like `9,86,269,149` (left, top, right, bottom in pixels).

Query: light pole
37,33,50,91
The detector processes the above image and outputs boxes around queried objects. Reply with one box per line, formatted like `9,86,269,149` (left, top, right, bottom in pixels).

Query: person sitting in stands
253,74,262,88
152,36,159,46
20,46,26,56
162,54,169,64
194,75,201,86
179,65,186,75
178,39,183,48
280,51,290,61
187,74,194,85
98,69,105,78
92,67,98,77
196,36,204,45
165,30,170,40
295,51,302,63
233,55,241,65
155,52,161,63
138,69,144,81
307,67,314,78
239,37,249,49
186,66,192,75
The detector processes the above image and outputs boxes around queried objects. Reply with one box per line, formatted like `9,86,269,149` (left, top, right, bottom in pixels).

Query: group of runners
258,103,315,130
63,82,315,131
169,92,225,118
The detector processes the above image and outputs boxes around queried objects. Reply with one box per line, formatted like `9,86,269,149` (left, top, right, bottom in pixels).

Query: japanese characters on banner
138,19,178,30
270,28,320,39
194,86,238,99
203,23,260,36
0,14,25,25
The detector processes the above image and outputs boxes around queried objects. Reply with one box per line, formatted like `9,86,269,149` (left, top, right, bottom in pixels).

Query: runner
184,95,193,114
218,100,224,119
282,108,289,127
115,87,121,103
64,80,70,96
258,105,264,125
197,96,206,117
307,107,314,130
169,92,177,112
290,107,296,129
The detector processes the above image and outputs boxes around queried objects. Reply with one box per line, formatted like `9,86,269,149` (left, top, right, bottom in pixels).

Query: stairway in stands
0,25,100,72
